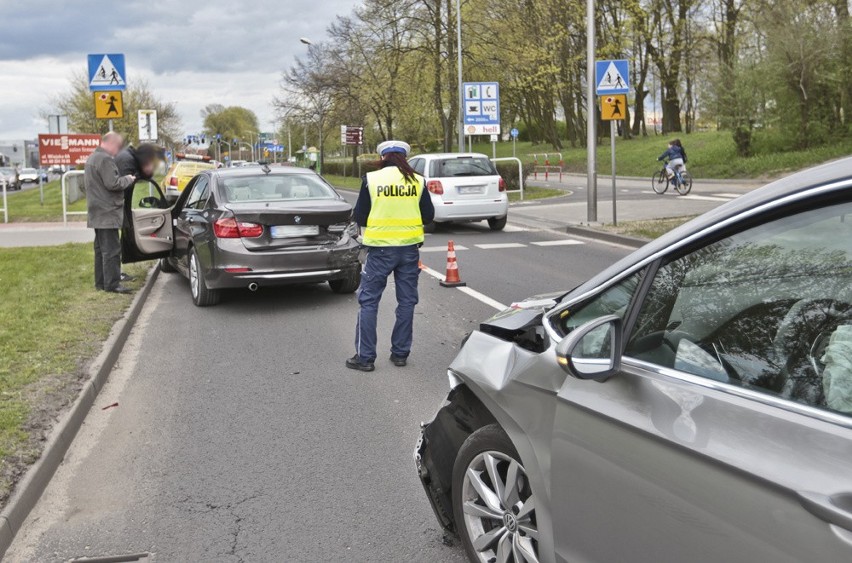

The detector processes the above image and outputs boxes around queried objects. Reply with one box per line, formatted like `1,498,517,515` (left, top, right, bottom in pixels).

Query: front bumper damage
414,383,498,534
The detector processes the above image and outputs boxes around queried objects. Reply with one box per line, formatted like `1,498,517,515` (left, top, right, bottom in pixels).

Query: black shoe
120,272,136,282
345,356,375,372
106,286,133,294
390,355,408,367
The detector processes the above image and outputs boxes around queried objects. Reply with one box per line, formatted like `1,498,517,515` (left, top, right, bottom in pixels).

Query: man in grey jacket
85,132,136,293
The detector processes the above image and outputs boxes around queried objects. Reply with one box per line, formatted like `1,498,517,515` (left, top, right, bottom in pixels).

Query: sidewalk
0,222,91,248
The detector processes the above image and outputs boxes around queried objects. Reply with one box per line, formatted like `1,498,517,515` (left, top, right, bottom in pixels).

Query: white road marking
475,243,527,249
531,240,585,247
419,265,507,311
680,194,735,202
712,193,743,199
420,244,469,252
502,224,529,232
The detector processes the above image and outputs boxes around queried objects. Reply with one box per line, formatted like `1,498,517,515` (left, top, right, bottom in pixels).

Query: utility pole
457,0,464,153
586,0,597,222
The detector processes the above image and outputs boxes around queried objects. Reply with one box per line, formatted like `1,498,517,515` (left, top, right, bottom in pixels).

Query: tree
202,105,260,145
48,71,181,147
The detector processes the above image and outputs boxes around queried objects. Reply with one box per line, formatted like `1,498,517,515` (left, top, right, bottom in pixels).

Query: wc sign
463,82,500,135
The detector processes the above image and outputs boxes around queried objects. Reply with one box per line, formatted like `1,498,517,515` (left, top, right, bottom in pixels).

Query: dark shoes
107,286,133,294
345,356,375,372
120,272,136,282
390,355,408,367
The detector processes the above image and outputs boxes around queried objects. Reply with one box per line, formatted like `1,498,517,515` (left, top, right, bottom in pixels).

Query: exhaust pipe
248,283,259,292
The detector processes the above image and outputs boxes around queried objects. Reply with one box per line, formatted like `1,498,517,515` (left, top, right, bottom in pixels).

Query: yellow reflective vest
362,167,425,247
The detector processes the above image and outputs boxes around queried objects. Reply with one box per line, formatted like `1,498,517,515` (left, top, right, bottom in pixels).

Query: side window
626,201,852,416
185,176,210,210
557,272,642,336
410,158,426,175
129,179,166,210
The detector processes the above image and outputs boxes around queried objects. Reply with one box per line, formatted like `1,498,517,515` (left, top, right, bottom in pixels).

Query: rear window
220,174,338,203
431,157,497,178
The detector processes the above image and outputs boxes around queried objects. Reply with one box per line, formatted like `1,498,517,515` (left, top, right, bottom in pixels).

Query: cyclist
657,138,687,180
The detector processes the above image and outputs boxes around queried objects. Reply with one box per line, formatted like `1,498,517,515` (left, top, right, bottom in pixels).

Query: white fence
62,170,87,226
491,157,525,201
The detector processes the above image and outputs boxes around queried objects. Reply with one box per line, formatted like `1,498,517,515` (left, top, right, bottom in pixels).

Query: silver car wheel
461,451,539,563
189,253,199,299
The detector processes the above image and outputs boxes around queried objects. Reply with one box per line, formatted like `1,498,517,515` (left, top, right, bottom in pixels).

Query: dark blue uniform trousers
355,245,421,363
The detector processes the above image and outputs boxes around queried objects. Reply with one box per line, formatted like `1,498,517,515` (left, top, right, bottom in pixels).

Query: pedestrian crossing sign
94,91,124,119
595,59,630,95
88,53,126,92
600,95,627,121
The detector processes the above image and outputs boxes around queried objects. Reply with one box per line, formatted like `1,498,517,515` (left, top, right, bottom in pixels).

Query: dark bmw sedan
121,165,361,306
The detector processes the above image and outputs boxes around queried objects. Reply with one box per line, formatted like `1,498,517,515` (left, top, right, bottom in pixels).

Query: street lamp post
456,0,464,153
586,0,597,222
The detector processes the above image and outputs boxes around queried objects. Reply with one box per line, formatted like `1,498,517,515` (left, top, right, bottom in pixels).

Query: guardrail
62,170,87,226
1,182,7,223
491,157,524,201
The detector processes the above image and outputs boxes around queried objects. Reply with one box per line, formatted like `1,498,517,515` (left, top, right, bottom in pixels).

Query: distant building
0,140,39,168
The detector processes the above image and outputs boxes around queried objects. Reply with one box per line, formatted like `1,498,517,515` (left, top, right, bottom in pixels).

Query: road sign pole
456,0,464,153
586,0,597,223
108,119,113,132
512,136,516,158
39,174,43,206
611,120,617,226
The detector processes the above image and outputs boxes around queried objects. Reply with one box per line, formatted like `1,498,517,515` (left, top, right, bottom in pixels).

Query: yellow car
163,154,215,197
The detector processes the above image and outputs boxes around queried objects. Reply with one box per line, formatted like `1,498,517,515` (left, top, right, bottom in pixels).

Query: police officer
346,141,435,372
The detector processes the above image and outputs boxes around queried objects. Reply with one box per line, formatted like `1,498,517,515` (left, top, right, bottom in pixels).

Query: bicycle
651,160,693,196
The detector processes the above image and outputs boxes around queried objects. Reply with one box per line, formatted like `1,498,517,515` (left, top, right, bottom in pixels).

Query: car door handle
798,491,852,531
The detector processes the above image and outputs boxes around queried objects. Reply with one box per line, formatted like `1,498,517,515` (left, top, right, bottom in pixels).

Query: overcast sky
0,0,354,140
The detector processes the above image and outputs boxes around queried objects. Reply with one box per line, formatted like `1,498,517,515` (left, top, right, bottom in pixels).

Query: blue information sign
463,82,500,135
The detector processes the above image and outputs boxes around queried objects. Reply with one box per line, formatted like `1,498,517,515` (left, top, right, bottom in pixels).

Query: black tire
651,170,669,194
159,257,177,273
488,216,508,231
676,171,693,195
423,221,437,234
328,268,361,294
189,248,220,307
452,424,540,563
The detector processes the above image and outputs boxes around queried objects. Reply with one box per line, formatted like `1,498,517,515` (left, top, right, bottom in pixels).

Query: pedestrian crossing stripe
88,54,126,89
531,240,584,246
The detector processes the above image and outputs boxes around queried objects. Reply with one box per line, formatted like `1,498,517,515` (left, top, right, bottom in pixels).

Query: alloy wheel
461,451,539,563
189,253,199,299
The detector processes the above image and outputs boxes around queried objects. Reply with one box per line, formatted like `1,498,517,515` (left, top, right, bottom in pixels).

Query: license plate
458,186,485,195
270,225,319,238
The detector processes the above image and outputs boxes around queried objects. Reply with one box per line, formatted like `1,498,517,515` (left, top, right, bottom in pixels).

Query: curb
544,172,767,186
508,215,648,249
0,265,161,558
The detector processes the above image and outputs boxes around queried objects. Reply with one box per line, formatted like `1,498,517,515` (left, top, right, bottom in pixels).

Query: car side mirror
555,315,623,381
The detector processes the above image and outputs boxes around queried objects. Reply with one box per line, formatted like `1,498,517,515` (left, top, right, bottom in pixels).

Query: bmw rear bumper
204,238,360,289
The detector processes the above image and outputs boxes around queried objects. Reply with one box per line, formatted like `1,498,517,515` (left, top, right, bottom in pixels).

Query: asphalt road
7,218,631,562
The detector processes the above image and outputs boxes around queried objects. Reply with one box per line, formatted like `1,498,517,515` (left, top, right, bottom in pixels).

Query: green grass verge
4,181,86,223
597,216,697,240
0,244,150,505
324,174,363,192
467,130,852,180
509,186,565,202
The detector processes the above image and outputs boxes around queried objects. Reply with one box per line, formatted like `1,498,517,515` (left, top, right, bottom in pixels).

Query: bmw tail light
214,217,263,239
427,180,444,195
498,177,506,192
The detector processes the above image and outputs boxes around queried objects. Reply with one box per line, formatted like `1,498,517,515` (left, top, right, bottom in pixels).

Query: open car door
121,178,174,263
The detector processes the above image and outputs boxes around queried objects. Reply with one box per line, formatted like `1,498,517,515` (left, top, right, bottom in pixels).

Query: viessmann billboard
38,134,101,166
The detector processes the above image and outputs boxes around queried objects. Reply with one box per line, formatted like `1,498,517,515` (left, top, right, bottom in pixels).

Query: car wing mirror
555,315,623,381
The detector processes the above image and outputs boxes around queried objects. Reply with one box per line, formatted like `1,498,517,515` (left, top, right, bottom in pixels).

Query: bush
321,159,380,178
495,161,533,190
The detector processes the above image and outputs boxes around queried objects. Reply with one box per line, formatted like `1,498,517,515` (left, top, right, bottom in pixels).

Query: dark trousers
93,228,121,291
355,245,421,362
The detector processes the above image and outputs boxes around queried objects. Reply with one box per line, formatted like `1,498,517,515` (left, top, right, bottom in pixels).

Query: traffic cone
439,240,467,287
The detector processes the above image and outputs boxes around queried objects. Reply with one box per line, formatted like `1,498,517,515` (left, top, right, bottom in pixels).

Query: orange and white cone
439,240,466,287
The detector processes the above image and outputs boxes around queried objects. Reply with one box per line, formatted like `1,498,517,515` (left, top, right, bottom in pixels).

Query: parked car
415,157,852,563
0,167,19,190
18,167,39,183
121,166,362,307
162,153,216,199
407,153,508,232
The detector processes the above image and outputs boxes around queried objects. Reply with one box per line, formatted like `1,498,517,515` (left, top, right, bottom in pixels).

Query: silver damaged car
415,158,852,563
